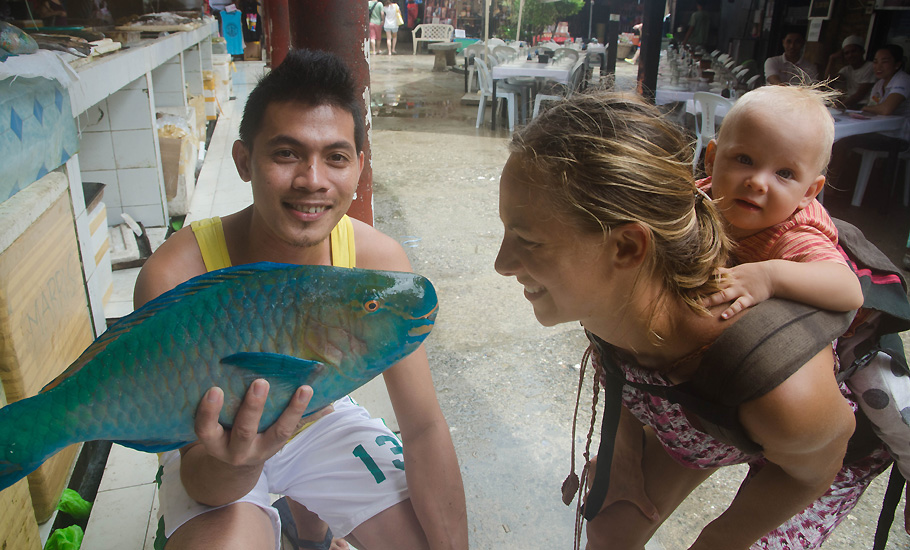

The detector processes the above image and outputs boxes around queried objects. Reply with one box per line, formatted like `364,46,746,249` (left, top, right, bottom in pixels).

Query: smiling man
764,30,819,85
134,49,467,550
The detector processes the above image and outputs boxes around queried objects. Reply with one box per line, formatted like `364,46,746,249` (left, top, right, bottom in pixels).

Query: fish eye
364,300,381,312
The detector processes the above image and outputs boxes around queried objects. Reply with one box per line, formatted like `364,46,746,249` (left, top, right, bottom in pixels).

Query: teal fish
0,263,437,492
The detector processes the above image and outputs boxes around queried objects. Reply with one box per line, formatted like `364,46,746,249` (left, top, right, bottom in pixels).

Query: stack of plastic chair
474,57,526,131
745,74,762,90
692,92,733,173
532,58,586,118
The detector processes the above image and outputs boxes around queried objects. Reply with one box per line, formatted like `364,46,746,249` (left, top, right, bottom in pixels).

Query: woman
833,44,910,209
382,0,402,56
494,93,892,549
863,44,910,119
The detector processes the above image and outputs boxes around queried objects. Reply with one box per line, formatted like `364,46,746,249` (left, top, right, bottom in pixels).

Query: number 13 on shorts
352,434,405,483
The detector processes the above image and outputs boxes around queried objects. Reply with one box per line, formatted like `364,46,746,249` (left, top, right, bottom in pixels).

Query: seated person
824,35,875,109
765,30,819,85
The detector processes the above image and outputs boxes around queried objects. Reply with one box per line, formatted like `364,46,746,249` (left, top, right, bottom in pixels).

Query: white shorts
157,396,410,547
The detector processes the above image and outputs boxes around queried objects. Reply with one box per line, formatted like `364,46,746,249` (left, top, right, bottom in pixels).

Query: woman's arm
863,91,907,115
688,346,855,549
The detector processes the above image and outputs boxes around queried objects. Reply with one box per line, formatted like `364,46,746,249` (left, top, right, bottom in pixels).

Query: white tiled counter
67,20,215,334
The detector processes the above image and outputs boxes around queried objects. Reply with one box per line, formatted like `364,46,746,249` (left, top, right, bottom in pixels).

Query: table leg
491,79,498,131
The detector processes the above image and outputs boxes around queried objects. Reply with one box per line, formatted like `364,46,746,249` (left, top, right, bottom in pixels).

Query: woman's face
873,49,901,82
494,155,618,328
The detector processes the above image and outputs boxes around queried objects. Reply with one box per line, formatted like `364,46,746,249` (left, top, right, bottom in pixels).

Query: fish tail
0,392,71,492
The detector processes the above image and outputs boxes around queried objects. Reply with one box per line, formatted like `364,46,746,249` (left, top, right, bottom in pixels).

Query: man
682,2,710,49
765,30,819,85
134,49,468,550
824,35,875,109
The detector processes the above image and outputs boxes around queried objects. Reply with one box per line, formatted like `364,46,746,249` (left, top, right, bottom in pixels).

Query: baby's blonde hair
510,92,732,314
717,84,837,173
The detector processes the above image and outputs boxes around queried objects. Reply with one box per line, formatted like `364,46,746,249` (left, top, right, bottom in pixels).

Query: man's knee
165,502,275,550
349,499,429,550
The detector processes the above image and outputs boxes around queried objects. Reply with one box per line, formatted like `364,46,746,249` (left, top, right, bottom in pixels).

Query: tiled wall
78,74,168,228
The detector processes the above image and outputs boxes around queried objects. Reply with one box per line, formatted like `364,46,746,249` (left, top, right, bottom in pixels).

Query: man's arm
843,82,874,109
355,223,468,550
688,347,854,549
764,57,783,85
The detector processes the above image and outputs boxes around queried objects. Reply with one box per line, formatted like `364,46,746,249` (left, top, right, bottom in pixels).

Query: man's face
233,101,364,250
843,44,865,68
783,33,805,58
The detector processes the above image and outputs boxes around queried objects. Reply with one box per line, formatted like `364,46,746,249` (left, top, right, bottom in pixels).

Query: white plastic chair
850,148,910,207
463,44,488,93
533,58,585,118
493,45,518,63
692,92,733,173
746,74,762,90
474,57,525,131
486,37,506,48
553,47,580,63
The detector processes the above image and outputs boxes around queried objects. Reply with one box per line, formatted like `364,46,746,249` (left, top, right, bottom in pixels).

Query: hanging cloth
221,10,244,55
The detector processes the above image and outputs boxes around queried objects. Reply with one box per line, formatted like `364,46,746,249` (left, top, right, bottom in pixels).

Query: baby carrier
580,219,910,550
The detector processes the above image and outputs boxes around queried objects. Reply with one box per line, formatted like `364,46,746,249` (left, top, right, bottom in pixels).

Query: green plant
510,0,584,41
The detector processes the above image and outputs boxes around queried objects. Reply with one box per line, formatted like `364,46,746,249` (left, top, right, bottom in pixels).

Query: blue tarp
0,76,78,201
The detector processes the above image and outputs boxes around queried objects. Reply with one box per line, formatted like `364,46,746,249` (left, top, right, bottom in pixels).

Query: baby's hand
701,264,774,320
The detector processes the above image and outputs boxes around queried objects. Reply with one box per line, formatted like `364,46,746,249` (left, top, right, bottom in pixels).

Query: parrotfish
0,263,437,492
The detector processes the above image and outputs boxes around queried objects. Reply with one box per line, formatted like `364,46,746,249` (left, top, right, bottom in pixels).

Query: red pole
287,1,373,225
262,0,291,68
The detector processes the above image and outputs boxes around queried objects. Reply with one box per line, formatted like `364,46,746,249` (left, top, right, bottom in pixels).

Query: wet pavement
366,49,910,549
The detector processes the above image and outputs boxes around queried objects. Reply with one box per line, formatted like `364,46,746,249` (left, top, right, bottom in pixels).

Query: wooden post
287,0,374,225
262,0,291,68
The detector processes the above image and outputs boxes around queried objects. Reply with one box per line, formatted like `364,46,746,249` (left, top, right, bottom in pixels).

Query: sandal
272,497,335,550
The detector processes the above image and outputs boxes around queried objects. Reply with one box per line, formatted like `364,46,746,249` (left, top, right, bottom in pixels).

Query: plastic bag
43,525,84,550
56,488,93,520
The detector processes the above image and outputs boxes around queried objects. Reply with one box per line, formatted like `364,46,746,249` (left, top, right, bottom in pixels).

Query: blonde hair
509,92,732,314
718,84,837,173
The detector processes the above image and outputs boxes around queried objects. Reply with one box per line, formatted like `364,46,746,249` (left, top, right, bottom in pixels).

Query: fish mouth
407,302,438,338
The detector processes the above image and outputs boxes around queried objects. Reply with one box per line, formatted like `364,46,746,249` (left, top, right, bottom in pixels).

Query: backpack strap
690,300,854,451
582,298,852,521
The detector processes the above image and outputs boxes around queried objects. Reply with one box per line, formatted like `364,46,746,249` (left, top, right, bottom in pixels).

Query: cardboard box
0,188,94,522
187,94,207,143
244,41,261,61
159,133,198,216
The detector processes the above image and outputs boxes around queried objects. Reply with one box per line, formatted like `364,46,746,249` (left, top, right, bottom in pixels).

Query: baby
702,85,910,530
701,85,863,318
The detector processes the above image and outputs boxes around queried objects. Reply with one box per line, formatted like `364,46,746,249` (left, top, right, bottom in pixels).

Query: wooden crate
0,189,95,523
0,478,41,549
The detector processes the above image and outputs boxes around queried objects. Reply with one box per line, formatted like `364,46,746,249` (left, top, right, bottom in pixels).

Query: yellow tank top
190,215,357,270
189,215,357,437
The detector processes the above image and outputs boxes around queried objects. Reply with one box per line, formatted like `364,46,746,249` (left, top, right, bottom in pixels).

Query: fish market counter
0,20,216,547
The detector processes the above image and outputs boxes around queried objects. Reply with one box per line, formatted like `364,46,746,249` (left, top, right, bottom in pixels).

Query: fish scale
0,262,437,492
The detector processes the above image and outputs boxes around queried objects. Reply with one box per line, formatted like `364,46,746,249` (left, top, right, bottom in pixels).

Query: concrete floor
84,47,910,549
365,51,910,549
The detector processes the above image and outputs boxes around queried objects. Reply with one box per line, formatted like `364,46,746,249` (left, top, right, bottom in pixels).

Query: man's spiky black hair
238,49,365,152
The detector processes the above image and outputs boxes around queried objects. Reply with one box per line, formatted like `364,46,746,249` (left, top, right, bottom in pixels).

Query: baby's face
707,110,826,240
